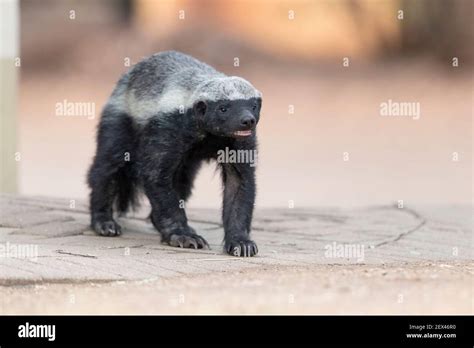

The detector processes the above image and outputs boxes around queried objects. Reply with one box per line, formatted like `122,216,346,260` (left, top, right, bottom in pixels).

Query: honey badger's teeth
233,130,252,136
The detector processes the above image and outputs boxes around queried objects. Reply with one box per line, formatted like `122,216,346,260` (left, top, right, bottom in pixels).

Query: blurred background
1,0,472,208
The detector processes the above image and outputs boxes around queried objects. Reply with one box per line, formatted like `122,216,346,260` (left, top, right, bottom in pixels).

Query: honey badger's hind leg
88,109,137,237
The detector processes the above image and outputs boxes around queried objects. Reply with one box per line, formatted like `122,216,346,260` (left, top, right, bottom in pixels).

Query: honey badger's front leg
221,162,258,257
140,133,208,250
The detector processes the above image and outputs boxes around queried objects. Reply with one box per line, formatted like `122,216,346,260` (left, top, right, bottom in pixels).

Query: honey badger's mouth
233,130,252,137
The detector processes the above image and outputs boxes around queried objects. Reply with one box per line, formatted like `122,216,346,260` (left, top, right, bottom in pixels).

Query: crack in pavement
373,205,427,248
55,250,98,259
6,216,76,231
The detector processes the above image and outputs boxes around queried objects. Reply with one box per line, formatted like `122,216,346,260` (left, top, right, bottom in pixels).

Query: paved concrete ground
0,194,472,314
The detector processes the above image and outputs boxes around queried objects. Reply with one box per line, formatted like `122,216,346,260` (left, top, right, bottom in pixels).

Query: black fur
88,72,262,257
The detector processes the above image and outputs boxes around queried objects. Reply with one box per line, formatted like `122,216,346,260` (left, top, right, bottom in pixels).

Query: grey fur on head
107,51,262,121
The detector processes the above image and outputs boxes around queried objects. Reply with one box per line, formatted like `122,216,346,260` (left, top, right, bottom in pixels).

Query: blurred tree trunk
400,0,473,63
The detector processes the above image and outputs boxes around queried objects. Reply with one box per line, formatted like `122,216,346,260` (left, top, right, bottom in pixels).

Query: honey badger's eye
252,104,257,111
219,106,228,113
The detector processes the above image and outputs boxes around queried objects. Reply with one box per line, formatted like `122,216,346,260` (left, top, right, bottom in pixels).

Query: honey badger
88,51,262,257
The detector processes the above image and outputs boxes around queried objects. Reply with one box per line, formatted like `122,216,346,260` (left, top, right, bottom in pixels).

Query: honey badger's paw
163,231,209,249
225,239,258,257
93,220,122,237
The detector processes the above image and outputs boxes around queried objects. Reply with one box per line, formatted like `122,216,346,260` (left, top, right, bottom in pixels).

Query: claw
94,220,121,237
241,243,247,257
185,238,198,249
198,236,210,250
169,234,184,248
166,231,209,250
196,237,206,249
225,240,258,257
196,238,204,249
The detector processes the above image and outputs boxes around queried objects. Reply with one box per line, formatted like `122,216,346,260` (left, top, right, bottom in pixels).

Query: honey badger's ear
193,100,207,117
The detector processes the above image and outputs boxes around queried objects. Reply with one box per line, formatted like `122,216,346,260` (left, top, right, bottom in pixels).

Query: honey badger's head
191,76,262,138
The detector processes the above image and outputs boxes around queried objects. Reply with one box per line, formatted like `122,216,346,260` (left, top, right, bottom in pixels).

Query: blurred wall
0,0,19,193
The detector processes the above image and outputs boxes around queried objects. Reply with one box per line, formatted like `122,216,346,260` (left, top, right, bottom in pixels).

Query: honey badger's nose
240,115,256,127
